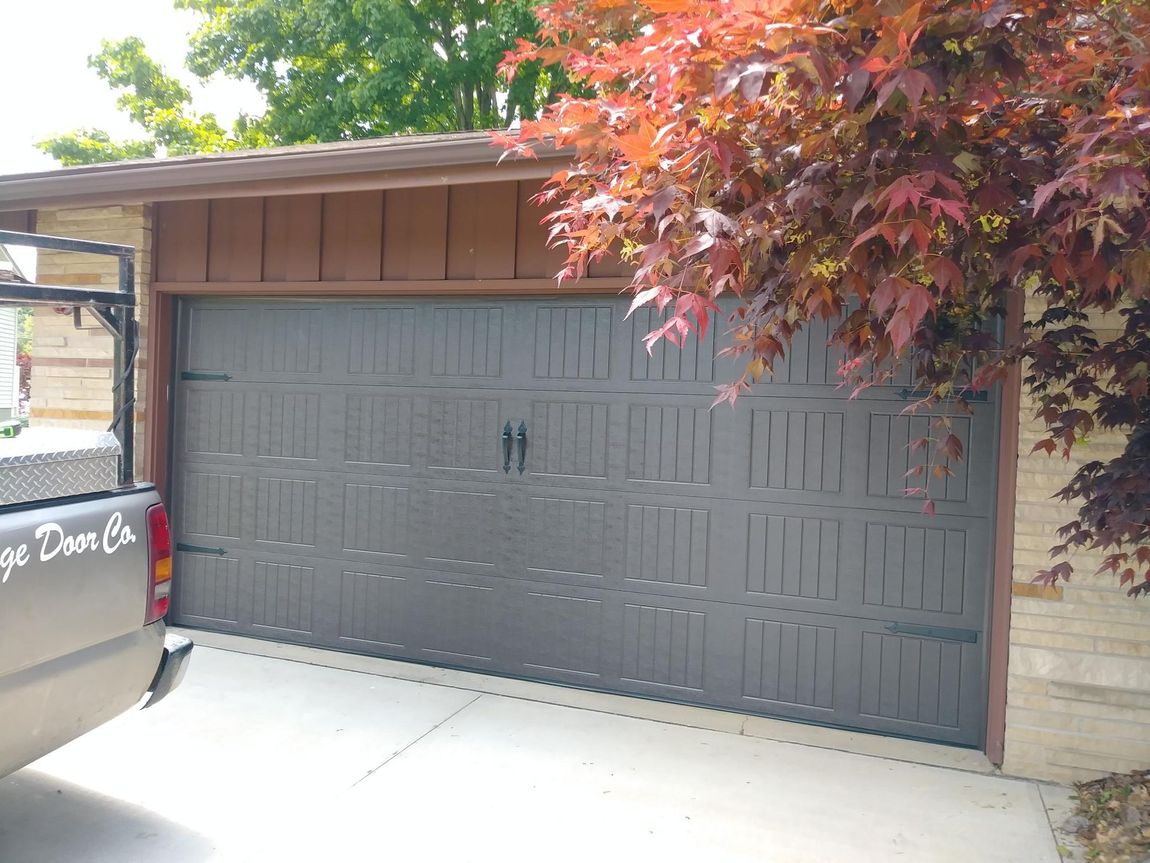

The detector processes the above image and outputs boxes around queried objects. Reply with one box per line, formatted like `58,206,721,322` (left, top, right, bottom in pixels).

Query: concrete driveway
0,642,1064,863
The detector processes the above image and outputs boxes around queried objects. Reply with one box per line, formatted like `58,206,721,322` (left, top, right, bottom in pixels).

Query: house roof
0,131,567,211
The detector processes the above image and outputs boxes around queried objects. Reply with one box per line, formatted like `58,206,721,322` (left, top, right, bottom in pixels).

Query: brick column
30,205,153,478
1002,301,1150,782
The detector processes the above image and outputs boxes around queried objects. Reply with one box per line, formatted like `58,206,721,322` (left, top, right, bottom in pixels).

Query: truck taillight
146,504,172,624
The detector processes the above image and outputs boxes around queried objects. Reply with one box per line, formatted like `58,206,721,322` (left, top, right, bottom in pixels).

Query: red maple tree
499,0,1150,592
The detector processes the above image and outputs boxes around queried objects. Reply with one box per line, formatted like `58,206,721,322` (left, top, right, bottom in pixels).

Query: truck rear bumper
143,633,193,709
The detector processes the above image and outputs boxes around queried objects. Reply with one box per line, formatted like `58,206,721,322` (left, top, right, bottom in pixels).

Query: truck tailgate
0,485,162,679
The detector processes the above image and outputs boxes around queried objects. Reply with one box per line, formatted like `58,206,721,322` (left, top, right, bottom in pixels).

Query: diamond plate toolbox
0,429,121,505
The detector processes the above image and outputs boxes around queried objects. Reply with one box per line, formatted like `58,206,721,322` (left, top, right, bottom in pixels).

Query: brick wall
1002,302,1150,783
31,205,152,476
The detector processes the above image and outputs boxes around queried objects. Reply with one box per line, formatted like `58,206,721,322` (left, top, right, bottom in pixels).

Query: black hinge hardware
181,371,232,382
176,543,228,556
897,388,989,403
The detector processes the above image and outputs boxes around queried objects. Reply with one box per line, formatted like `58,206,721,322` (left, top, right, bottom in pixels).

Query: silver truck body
0,229,191,780
0,484,188,778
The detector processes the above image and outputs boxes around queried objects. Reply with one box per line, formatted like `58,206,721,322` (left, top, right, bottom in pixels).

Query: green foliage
16,308,31,357
177,0,557,137
39,1,561,166
38,37,266,166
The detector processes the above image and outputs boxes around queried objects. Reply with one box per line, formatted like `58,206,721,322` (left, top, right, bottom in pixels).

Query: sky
3,1,265,273
3,0,264,176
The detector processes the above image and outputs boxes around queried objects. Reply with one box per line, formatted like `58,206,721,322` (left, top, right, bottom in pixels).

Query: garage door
171,296,998,746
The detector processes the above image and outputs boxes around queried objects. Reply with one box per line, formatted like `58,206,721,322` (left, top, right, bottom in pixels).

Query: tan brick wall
1002,300,1150,783
31,205,152,477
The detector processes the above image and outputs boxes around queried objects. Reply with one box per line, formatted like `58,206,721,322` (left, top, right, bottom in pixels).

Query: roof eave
0,134,571,211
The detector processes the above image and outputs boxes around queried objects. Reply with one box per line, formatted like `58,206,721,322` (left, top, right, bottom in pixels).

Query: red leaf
682,233,715,256
627,285,664,319
926,256,963,292
896,283,934,329
844,68,870,111
871,274,908,315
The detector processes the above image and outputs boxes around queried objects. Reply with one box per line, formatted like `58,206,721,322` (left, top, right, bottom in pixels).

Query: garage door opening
170,296,998,747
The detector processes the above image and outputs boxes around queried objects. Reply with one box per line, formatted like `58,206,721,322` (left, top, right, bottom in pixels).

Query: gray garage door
171,296,998,746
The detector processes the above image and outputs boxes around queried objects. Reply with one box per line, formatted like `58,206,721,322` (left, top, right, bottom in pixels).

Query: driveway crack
351,693,484,788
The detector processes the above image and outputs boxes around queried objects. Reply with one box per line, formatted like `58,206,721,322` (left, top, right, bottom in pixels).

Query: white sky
3,0,264,176
3,1,265,274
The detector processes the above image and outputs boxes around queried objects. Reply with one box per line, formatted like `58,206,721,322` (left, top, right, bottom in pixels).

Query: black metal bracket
181,371,232,382
884,622,979,643
82,305,122,338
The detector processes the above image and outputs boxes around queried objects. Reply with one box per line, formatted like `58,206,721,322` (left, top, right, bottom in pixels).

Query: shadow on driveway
0,769,214,863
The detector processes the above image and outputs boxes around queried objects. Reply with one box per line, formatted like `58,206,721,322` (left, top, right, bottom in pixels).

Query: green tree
40,0,561,166
39,37,266,166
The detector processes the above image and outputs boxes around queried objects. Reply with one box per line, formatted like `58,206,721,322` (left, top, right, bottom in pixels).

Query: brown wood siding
154,181,630,290
155,200,209,282
263,194,322,281
0,210,35,233
515,180,567,279
447,182,517,279
207,198,265,282
383,186,448,280
320,191,383,281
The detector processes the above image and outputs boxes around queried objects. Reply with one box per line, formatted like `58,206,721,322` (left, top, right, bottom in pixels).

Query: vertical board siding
262,195,322,281
447,181,518,279
155,182,626,286
383,186,448,280
320,191,384,281
207,198,264,281
515,180,566,279
155,200,209,282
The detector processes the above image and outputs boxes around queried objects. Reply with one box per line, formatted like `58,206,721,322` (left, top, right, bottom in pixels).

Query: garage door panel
250,559,317,636
852,623,983,745
411,483,517,577
532,304,614,381
626,404,713,485
412,575,503,666
337,567,410,651
522,492,614,583
513,586,609,682
628,305,716,384
344,393,415,467
619,598,709,694
174,296,997,749
175,550,243,626
178,387,247,459
183,303,254,374
740,615,837,711
526,399,612,479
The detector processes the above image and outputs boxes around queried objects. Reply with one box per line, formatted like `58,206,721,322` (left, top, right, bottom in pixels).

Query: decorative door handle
502,421,513,473
515,421,527,474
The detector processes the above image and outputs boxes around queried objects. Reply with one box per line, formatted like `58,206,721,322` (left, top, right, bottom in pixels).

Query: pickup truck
0,230,191,779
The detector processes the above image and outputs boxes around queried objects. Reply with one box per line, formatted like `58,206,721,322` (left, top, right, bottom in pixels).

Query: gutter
0,132,570,210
